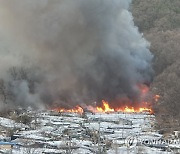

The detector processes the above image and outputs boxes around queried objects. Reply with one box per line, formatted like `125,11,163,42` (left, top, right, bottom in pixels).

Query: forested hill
132,0,180,132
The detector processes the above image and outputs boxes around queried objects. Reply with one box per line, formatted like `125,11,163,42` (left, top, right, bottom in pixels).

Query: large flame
52,84,160,114
96,100,152,113
52,100,153,114
96,100,114,112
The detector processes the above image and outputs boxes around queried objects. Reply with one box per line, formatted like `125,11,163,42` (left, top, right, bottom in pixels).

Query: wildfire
124,106,152,113
53,105,84,114
52,84,156,114
96,100,152,113
52,100,153,114
96,100,114,112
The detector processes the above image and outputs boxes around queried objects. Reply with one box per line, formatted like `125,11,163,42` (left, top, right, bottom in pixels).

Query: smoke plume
0,0,153,109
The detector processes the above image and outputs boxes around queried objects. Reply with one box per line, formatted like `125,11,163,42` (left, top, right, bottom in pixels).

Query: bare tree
0,79,8,103
9,67,18,81
132,0,180,132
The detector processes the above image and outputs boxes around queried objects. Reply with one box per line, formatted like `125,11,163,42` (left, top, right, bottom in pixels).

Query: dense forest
132,0,180,132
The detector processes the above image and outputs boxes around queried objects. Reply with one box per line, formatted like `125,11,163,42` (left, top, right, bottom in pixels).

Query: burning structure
53,85,160,114
0,0,154,112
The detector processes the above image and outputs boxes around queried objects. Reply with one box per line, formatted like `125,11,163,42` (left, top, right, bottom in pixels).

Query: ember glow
154,95,160,102
52,84,157,114
96,100,115,113
52,100,153,114
53,105,84,114
95,100,152,113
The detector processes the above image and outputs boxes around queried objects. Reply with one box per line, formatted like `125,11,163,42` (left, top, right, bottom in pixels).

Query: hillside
0,1,179,153
0,110,174,153
132,0,180,132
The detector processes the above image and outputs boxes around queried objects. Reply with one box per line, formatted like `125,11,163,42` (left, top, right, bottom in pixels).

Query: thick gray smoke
0,0,153,109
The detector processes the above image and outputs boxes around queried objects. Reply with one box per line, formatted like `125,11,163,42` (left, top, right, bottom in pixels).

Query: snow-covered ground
0,110,179,154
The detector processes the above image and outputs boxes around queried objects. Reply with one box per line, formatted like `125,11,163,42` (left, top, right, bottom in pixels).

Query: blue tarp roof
0,142,17,145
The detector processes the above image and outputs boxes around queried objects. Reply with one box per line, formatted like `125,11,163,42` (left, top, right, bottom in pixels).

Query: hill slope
132,0,180,132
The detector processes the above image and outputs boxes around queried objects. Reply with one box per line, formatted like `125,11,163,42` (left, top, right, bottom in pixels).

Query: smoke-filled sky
0,0,153,109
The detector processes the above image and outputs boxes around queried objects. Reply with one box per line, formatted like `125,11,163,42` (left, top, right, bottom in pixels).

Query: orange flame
52,100,153,114
154,95,160,102
51,84,156,114
122,106,152,113
53,105,84,114
95,100,152,113
96,100,114,112
52,85,157,114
